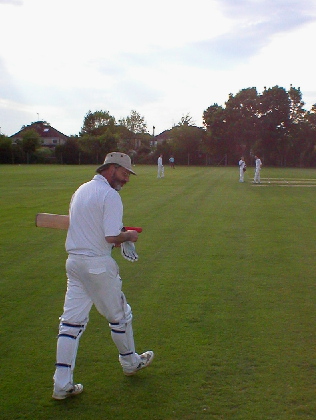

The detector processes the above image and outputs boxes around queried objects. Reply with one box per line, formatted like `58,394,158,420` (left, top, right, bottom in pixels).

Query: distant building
10,121,69,147
154,129,172,146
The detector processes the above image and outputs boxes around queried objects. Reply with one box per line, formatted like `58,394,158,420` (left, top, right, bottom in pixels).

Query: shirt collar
93,173,111,187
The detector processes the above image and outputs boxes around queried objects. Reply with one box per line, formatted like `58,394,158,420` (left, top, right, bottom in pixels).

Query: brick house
10,121,69,147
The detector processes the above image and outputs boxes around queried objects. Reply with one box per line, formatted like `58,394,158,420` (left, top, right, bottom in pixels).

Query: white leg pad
109,302,140,368
53,321,86,391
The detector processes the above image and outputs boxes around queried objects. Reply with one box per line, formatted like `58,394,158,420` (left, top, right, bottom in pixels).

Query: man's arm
106,229,138,246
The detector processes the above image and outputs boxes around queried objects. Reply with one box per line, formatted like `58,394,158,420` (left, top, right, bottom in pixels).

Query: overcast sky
1,0,315,137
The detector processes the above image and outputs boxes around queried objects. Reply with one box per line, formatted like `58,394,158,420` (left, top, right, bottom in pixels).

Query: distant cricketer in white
52,152,154,400
254,155,262,184
157,154,164,178
238,156,246,182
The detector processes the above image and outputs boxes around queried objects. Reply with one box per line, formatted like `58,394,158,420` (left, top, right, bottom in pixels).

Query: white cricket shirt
255,158,262,169
239,159,245,169
66,174,123,257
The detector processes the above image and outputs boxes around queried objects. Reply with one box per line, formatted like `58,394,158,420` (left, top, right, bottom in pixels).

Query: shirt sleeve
103,189,123,237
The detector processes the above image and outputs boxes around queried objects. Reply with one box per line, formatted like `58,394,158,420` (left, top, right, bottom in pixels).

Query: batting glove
121,241,138,262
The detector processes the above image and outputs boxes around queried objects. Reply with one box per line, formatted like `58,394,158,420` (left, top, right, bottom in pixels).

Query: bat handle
124,226,143,233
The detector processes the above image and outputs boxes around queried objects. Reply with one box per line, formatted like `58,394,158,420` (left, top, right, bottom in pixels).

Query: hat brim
96,163,136,175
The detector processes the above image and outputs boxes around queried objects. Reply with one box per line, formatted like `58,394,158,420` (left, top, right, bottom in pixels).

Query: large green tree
203,89,262,165
224,87,260,162
55,137,80,164
80,110,115,136
203,85,316,166
288,100,316,167
118,110,147,134
202,104,227,163
258,86,291,165
79,110,118,163
79,132,118,164
169,114,206,165
118,110,149,153
21,129,41,163
0,135,12,163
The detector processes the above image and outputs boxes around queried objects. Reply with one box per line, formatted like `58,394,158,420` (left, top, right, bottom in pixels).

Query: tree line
203,85,316,167
1,85,316,167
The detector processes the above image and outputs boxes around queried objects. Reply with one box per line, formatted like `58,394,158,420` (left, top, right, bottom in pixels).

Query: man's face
110,165,131,191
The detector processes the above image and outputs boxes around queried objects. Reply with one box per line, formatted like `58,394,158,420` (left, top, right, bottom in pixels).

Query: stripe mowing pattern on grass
0,164,315,420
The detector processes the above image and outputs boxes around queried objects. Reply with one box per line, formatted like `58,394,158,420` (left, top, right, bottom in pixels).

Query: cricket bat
36,213,69,230
35,213,143,233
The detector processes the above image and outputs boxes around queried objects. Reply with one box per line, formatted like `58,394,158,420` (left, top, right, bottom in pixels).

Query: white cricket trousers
53,254,140,391
157,165,164,178
254,168,261,183
239,167,244,182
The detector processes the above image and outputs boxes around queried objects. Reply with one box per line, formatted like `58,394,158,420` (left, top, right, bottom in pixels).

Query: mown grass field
0,163,316,420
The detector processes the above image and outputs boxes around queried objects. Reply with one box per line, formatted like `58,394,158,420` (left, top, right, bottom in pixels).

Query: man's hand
121,241,138,262
125,229,138,242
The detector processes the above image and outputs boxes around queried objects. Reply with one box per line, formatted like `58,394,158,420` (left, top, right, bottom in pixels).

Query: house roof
155,129,171,141
10,121,69,140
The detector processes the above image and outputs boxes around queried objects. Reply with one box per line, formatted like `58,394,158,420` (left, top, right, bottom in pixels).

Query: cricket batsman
52,152,154,400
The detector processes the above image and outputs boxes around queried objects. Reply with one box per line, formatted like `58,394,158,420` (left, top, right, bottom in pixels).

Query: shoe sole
52,386,83,400
52,392,83,400
52,394,68,400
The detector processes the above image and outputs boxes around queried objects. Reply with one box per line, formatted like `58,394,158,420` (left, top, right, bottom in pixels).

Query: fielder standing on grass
52,152,154,400
238,156,246,182
253,155,262,183
169,155,175,168
157,154,164,178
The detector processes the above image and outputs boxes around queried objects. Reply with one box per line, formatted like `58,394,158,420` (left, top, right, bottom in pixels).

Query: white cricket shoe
52,383,83,400
123,351,154,376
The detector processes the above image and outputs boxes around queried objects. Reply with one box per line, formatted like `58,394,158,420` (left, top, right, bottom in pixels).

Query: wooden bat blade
36,213,69,230
35,213,143,234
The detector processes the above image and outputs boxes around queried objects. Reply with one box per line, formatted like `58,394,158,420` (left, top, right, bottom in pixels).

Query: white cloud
0,0,23,5
0,0,316,136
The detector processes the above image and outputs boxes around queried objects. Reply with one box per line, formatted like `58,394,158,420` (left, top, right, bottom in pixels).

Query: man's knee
108,304,132,333
58,320,87,340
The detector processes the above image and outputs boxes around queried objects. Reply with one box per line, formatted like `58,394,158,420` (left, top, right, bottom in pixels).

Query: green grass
0,164,316,419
